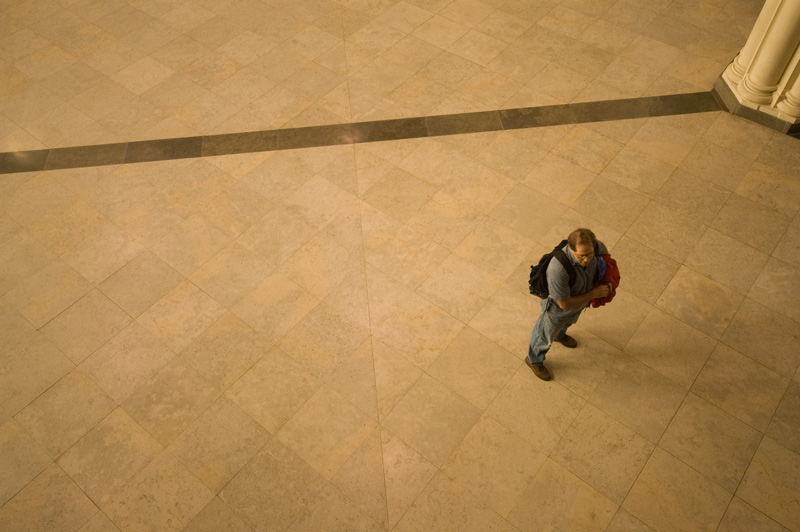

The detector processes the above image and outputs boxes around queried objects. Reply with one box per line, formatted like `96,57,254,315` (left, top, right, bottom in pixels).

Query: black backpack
528,240,576,298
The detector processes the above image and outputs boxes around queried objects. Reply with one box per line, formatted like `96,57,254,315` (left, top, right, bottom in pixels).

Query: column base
713,77,800,138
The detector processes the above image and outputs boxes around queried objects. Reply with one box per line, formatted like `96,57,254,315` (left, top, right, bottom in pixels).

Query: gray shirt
546,241,606,319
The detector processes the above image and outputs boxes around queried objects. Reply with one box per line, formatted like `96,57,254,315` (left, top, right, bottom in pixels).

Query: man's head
567,228,596,266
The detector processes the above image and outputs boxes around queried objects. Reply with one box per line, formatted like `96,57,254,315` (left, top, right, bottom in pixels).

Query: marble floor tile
104,453,214,532
279,234,363,298
0,229,55,290
552,402,653,504
442,415,546,516
27,200,108,256
3,259,91,328
57,408,162,507
189,242,273,309
659,393,761,492
599,145,675,198
766,382,800,455
572,177,649,233
716,497,792,532
656,265,744,340
692,343,789,432
589,354,686,443
219,439,328,532
627,117,698,166
0,464,97,532
473,130,551,181
623,448,731,532
78,322,174,404
280,301,370,373
374,291,464,369
167,396,269,492
684,227,769,295
179,312,270,389
679,138,756,191
737,437,800,532
62,222,145,285
490,183,568,241
702,112,774,161
0,419,51,507
17,372,112,463
606,235,681,304
287,484,385,532
372,339,423,422
749,257,800,324
395,472,515,532
121,358,220,446
225,346,319,435
136,280,226,353
712,194,792,255
523,152,597,206
416,254,503,322
653,168,730,225
182,497,253,532
736,162,800,218
40,289,130,364
406,190,486,250
577,288,651,352
507,459,618,532
231,270,318,342
361,203,450,291
277,386,376,479
440,163,515,217
721,298,800,379
150,214,231,277
626,201,707,263
486,367,584,454
329,428,388,527
468,282,542,357
428,326,520,410
382,374,481,467
605,508,656,532
544,328,623,400
625,306,716,387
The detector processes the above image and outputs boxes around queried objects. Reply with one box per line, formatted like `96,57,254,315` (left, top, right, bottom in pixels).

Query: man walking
527,228,611,381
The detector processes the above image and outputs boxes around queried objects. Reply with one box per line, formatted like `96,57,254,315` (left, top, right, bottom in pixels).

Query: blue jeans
528,298,581,365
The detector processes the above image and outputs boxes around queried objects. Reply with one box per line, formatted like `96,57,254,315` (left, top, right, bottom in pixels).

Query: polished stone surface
2,1,800,532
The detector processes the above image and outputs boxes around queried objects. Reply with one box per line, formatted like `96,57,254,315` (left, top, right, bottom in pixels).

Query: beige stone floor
1,0,760,152
3,1,800,532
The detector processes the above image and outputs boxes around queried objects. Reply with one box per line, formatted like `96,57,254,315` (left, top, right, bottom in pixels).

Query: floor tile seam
0,92,719,175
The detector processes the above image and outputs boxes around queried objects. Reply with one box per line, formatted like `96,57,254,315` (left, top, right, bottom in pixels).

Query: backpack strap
552,248,577,290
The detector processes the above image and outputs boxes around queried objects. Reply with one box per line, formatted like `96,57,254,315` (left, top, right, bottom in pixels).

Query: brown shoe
556,335,577,348
526,358,552,381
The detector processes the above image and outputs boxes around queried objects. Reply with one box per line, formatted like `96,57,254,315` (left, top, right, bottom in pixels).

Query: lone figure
527,228,611,381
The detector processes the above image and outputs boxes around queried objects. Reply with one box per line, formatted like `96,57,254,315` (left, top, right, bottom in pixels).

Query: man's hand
592,283,611,299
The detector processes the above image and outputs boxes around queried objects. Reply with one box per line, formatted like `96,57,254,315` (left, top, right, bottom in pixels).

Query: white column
719,0,800,128
737,0,800,105
777,69,800,117
723,0,780,85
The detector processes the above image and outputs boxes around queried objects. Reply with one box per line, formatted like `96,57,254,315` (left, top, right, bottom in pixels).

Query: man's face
572,242,594,267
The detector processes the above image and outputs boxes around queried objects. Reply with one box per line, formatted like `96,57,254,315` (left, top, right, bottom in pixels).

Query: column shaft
738,0,800,104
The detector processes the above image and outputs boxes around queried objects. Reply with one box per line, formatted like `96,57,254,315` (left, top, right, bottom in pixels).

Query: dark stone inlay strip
0,149,49,174
125,136,203,164
350,117,428,143
499,104,576,130
277,123,354,150
646,92,720,116
45,143,127,171
1,92,728,174
426,111,503,137
202,130,278,157
571,98,650,122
